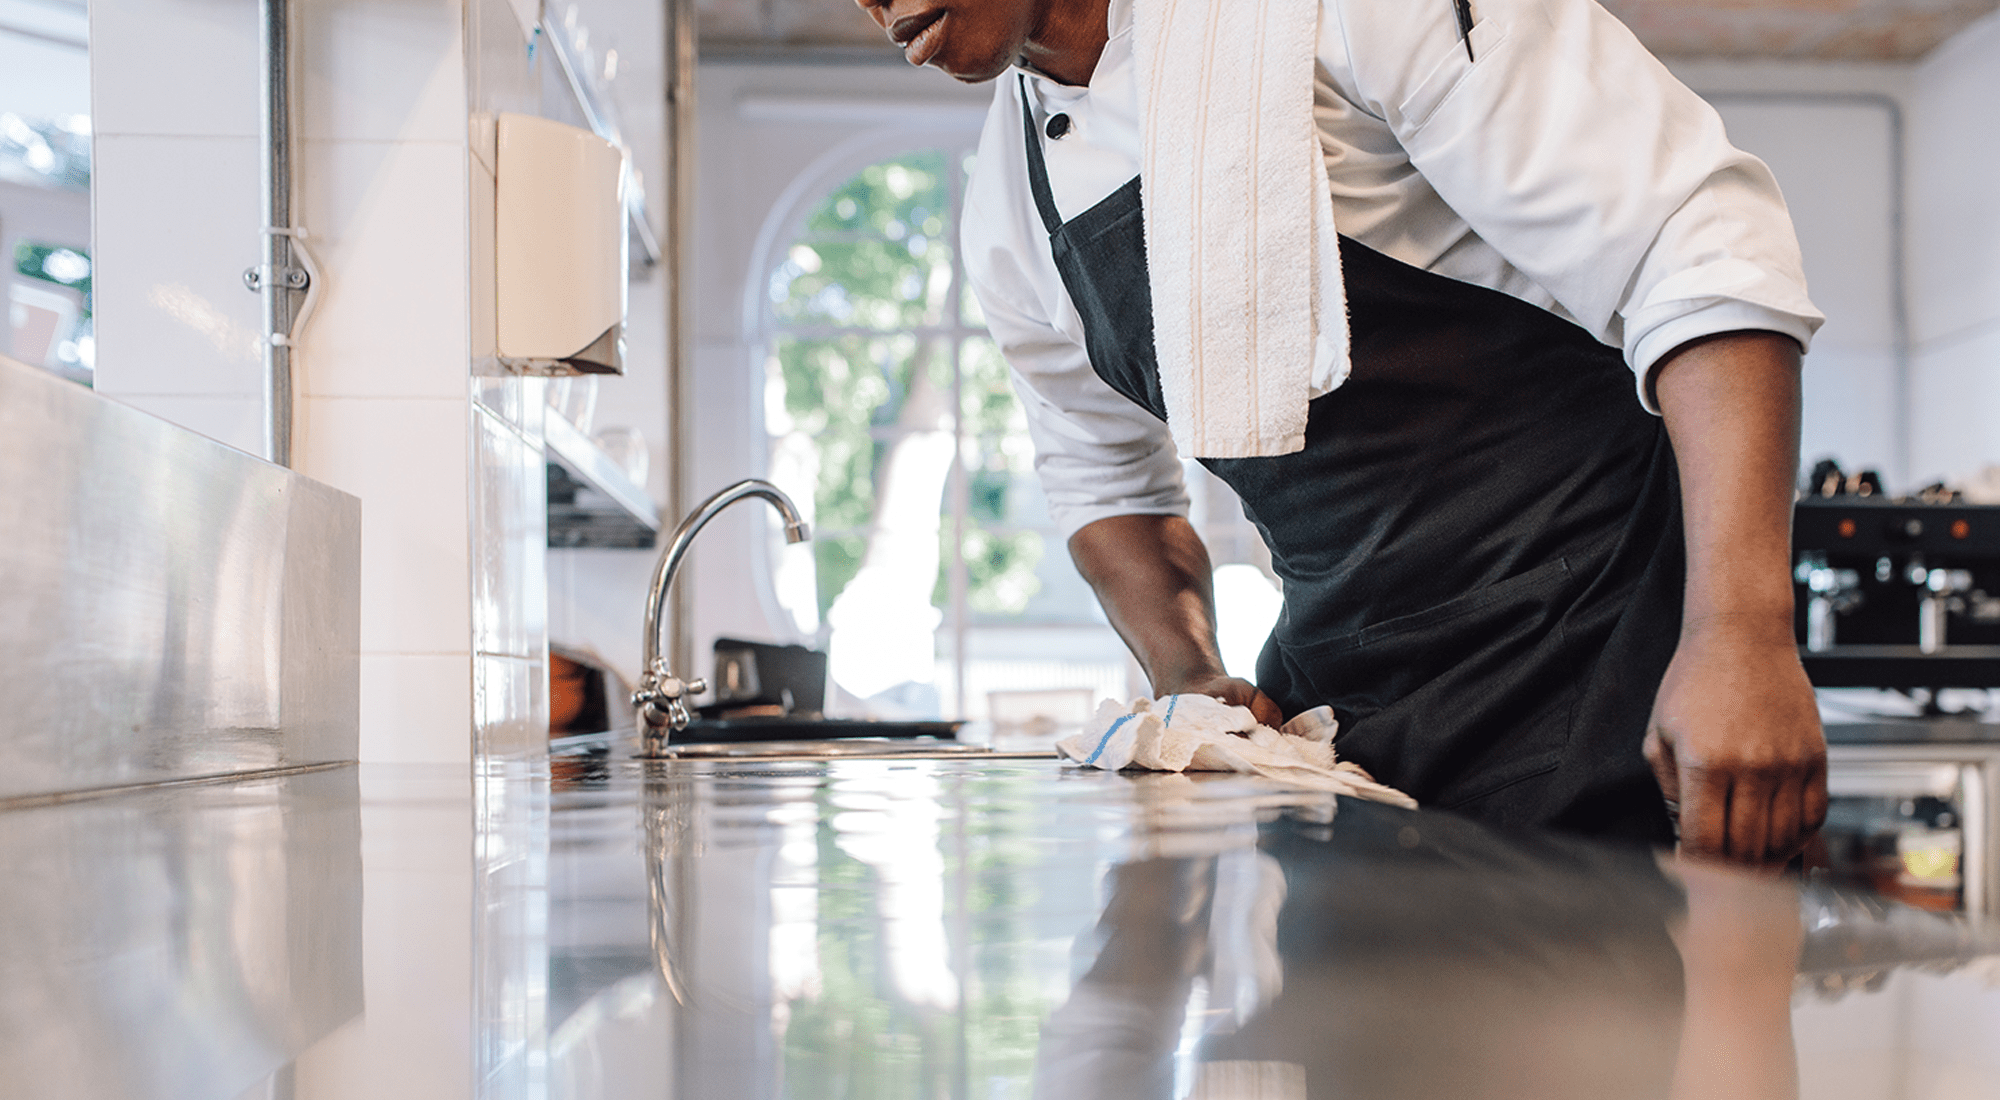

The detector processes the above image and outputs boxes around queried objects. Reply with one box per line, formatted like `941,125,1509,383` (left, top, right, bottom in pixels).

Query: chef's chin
926,48,1017,84
912,27,1025,83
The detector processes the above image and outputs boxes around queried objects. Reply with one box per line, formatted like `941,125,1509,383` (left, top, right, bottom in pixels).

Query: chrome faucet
634,479,810,756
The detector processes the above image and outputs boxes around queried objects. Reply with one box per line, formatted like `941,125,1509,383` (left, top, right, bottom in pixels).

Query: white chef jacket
961,0,1825,542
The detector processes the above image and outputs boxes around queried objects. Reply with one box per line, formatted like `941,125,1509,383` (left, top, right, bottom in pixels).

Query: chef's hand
1644,614,1828,866
1067,515,1286,729
1157,672,1285,729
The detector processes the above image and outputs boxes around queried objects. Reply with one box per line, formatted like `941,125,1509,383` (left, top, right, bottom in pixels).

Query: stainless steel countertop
1826,717,2000,745
5,756,1999,1100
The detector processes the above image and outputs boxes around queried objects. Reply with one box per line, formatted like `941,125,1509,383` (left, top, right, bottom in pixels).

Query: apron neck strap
1017,75,1064,236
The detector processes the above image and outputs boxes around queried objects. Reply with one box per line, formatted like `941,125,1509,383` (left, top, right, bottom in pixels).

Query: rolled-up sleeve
1324,0,1824,411
961,135,1188,541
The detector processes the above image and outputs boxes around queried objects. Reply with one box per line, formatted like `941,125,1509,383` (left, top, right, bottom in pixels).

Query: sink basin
679,716,963,744
671,717,994,759
548,725,1057,762
665,739,1014,760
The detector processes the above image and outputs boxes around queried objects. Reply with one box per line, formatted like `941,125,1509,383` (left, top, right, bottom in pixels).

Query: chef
854,0,1829,863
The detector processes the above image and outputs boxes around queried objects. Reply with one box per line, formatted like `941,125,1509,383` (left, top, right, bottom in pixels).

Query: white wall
1673,29,2000,494
1907,10,2000,489
89,0,555,763
682,61,992,677
1669,60,1913,487
0,4,89,122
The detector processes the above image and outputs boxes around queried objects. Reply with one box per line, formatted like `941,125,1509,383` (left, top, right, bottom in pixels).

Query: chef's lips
892,9,950,67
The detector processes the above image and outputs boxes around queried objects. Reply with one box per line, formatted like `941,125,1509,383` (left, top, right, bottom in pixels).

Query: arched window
757,141,1279,722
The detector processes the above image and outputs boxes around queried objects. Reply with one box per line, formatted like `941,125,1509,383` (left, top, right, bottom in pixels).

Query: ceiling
696,0,1999,62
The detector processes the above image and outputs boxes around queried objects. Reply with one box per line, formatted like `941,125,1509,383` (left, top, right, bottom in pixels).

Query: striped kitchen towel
1132,0,1349,459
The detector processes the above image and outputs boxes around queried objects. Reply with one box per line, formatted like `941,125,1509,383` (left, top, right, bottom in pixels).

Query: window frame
744,125,1003,716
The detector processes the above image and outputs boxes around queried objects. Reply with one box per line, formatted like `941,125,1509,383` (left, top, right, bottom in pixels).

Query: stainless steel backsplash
0,356,361,802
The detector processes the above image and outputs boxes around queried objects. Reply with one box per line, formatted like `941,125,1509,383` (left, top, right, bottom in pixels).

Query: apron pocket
1274,556,1584,808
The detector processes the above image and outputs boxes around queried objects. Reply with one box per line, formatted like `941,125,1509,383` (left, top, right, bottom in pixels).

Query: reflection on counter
0,768,362,1099
9,760,2000,1099
536,759,2000,1100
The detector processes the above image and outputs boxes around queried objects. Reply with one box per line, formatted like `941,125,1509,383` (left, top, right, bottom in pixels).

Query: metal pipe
258,0,295,467
665,0,697,678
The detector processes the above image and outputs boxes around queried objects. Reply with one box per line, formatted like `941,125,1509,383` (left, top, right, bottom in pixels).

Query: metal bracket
242,265,310,292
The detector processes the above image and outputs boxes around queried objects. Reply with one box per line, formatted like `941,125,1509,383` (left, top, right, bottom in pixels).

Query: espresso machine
1792,461,2000,692
1792,464,2000,914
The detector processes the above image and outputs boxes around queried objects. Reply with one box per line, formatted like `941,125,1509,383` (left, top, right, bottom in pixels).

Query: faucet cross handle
633,673,709,736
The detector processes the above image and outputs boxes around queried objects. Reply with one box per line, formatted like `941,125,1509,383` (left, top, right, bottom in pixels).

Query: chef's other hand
1161,673,1285,730
1644,616,1828,867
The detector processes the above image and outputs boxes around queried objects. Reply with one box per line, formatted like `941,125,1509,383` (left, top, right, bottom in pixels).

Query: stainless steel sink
679,716,964,743
663,739,1046,760
549,729,1055,762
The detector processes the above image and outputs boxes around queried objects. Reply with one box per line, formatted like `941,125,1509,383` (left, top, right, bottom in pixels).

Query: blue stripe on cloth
1083,713,1137,766
1162,696,1180,728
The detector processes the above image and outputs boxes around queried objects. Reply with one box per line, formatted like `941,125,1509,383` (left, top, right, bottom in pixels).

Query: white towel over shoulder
1056,695,1416,808
1132,0,1349,459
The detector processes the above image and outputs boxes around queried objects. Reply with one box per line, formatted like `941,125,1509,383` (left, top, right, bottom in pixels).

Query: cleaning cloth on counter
1056,695,1416,808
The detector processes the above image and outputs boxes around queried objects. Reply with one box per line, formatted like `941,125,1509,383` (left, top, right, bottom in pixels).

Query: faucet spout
635,479,810,755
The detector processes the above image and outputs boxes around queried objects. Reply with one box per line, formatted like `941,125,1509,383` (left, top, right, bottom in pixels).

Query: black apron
1019,83,1683,844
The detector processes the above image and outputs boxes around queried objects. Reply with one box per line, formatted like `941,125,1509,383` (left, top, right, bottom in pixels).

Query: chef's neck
1020,0,1110,87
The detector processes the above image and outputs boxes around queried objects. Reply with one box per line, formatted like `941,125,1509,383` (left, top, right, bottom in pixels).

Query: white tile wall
358,653,474,764
90,134,265,399
88,0,260,139
295,139,470,399
298,396,472,654
91,0,574,763
294,0,469,145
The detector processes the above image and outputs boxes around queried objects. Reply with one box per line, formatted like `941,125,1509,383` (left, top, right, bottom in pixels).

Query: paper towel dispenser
495,113,628,375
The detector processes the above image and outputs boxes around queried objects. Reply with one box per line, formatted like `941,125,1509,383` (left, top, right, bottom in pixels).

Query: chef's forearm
1651,331,1804,635
1068,514,1228,691
1646,331,1825,862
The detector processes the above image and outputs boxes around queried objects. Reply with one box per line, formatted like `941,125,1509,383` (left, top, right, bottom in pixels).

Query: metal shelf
544,411,658,549
1802,645,2000,689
